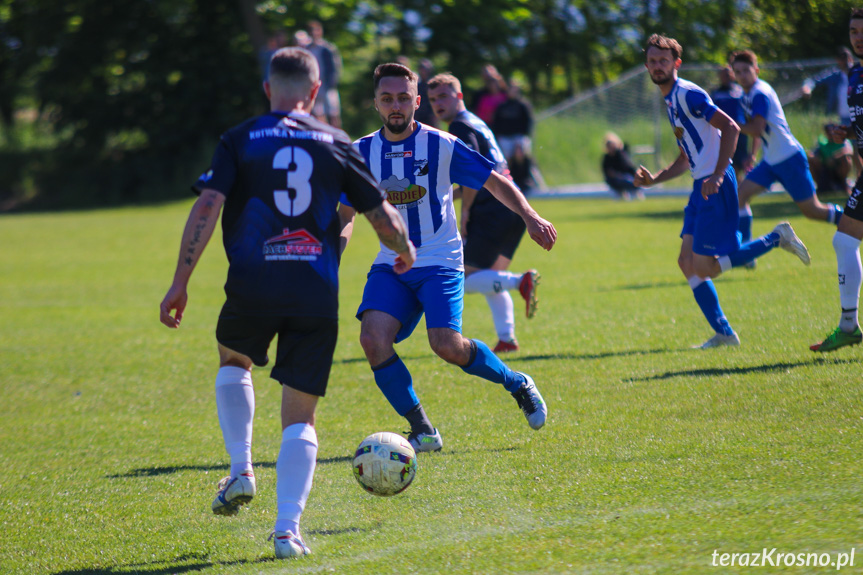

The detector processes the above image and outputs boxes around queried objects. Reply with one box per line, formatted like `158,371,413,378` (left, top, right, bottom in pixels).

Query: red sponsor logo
263,228,323,259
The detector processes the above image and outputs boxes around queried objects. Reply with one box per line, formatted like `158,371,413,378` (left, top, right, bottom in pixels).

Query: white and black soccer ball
352,432,417,496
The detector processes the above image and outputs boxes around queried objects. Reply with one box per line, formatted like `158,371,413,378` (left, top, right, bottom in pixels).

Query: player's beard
383,112,412,135
650,70,672,86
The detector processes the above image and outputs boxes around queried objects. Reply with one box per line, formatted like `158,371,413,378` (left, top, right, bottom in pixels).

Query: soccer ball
352,432,417,496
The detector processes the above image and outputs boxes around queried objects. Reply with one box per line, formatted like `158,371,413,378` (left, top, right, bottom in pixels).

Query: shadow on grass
632,357,861,382
631,198,808,222
108,454,356,479
516,348,673,362
50,553,304,575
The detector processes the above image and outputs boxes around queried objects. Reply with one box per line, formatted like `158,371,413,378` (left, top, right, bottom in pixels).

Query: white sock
215,366,255,478
275,423,318,536
464,270,521,294
834,231,862,331
485,291,516,341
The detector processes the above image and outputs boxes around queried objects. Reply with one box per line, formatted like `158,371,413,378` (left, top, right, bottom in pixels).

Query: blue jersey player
732,50,843,257
811,8,863,353
159,48,414,560
634,34,811,349
426,72,540,354
339,62,556,453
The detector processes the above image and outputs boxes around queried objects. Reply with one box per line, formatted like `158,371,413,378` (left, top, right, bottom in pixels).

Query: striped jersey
665,78,722,180
740,78,803,165
353,122,494,270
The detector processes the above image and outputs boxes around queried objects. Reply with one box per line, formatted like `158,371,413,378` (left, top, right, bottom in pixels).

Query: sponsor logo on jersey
385,151,413,159
381,174,427,207
263,228,323,261
413,159,429,176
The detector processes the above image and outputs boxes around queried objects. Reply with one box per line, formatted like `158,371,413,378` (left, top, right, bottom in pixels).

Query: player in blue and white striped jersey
340,62,556,452
635,34,811,349
731,50,843,252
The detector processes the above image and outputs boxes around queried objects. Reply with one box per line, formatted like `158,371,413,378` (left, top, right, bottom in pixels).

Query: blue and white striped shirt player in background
338,62,556,452
732,49,843,256
635,34,812,349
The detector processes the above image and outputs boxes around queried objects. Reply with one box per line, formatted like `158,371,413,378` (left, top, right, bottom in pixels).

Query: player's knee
359,328,389,362
429,336,465,365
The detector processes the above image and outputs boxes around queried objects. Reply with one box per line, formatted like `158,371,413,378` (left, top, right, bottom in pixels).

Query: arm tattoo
366,204,410,254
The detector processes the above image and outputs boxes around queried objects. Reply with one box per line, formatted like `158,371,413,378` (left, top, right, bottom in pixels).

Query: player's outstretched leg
688,277,740,349
212,366,257,515
459,339,547,429
717,222,809,272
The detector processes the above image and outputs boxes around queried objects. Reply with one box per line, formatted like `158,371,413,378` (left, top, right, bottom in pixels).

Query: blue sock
460,340,524,392
738,209,753,243
691,278,734,335
372,354,419,416
830,204,843,226
727,232,779,267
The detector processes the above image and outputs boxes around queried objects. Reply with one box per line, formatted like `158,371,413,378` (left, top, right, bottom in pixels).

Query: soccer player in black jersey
159,47,414,559
811,9,863,352
427,73,541,353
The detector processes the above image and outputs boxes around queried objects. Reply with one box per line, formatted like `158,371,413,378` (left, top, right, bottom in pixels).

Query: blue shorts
745,150,816,202
356,264,464,343
681,166,741,257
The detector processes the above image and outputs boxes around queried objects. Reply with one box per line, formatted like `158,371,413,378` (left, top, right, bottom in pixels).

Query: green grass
2,195,862,574
534,108,839,188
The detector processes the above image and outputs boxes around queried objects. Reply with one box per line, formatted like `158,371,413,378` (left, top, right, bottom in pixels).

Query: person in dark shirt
602,132,644,200
427,72,544,353
159,47,413,560
414,58,438,127
710,65,752,180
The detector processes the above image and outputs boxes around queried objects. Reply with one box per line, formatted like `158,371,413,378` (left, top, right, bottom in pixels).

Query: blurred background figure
259,31,288,83
471,64,508,125
602,132,643,200
415,58,438,127
802,47,855,126
809,124,853,195
711,65,753,180
493,80,545,192
307,21,342,128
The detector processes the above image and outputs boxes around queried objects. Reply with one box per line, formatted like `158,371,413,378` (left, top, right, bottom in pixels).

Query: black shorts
846,176,863,223
216,301,338,396
463,208,527,268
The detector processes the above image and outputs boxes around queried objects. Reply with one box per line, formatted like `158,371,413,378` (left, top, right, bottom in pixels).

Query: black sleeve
449,122,481,153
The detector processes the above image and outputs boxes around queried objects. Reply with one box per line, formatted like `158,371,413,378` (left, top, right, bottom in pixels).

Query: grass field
2,194,862,574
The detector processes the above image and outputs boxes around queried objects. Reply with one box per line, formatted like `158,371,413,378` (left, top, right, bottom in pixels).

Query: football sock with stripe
275,423,317,537
718,231,779,271
689,276,734,336
460,339,524,392
372,354,420,416
464,270,522,294
215,366,255,478
834,231,862,331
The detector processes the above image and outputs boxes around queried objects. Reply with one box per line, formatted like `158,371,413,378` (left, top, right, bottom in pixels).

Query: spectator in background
471,64,508,125
602,132,644,200
259,31,288,83
493,81,545,192
711,65,753,180
809,124,853,195
415,58,438,127
307,21,342,128
802,47,856,126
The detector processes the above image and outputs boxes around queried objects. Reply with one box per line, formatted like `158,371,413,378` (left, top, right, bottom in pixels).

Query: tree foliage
0,0,860,208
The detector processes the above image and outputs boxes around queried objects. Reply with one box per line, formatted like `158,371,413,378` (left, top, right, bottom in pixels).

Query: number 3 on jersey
273,146,313,216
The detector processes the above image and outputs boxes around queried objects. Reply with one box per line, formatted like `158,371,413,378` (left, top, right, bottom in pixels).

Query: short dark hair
731,49,758,68
269,47,319,84
373,62,418,92
851,7,863,20
645,34,682,61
